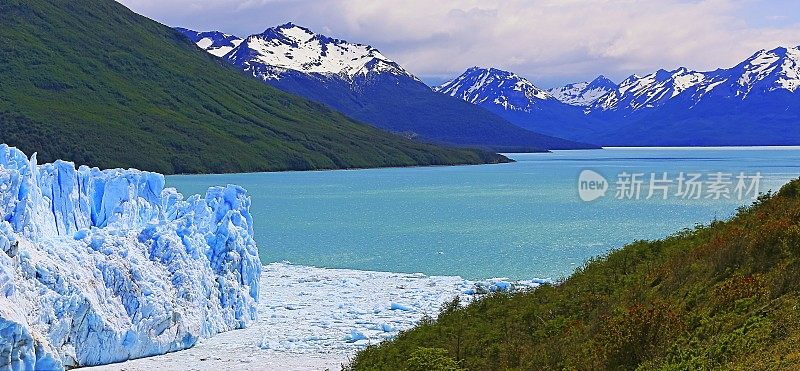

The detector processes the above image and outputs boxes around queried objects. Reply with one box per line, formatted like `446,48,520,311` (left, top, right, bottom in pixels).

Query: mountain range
438,47,800,146
181,23,800,148
0,0,511,174
177,24,596,151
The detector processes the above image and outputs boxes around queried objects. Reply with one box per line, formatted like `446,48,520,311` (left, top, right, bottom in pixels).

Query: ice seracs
0,145,260,370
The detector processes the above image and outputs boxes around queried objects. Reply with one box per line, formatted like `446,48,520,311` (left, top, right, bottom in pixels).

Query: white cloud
118,0,800,87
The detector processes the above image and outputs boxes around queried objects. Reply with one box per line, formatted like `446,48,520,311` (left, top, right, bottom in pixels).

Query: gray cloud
118,0,800,87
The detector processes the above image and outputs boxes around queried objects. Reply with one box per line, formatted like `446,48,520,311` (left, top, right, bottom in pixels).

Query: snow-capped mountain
178,24,595,150
434,67,596,140
434,67,554,113
731,46,800,95
593,46,800,113
591,67,710,112
548,75,617,107
176,28,243,57
436,68,618,113
225,23,415,82
437,46,800,146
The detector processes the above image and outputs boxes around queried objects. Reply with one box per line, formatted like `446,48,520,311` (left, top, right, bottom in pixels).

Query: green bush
407,348,464,371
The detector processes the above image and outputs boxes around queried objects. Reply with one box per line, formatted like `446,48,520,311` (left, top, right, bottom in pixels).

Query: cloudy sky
118,0,800,87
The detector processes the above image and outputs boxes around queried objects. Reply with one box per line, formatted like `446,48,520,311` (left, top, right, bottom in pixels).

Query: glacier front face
0,145,260,370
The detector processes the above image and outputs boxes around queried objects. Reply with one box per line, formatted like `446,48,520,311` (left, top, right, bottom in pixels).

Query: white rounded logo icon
578,170,608,202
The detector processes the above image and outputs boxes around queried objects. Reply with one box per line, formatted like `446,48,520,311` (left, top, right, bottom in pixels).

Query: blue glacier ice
0,145,260,370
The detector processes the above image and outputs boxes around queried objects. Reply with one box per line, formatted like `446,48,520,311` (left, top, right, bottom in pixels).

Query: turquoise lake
167,148,800,280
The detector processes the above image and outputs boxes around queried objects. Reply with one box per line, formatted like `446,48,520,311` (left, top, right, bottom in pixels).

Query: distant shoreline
599,145,800,150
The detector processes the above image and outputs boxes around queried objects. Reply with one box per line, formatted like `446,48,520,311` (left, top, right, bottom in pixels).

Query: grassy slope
0,0,506,174
352,179,800,370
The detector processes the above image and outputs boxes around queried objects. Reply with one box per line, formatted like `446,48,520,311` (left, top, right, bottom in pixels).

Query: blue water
166,148,800,280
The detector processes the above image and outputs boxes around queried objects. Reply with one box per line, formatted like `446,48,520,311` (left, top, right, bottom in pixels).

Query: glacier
0,145,260,370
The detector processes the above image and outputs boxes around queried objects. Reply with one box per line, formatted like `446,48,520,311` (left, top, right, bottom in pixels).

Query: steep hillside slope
351,179,800,370
0,0,506,174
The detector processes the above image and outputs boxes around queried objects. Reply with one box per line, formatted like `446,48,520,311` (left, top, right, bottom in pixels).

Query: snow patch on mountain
224,23,416,82
176,28,243,57
547,75,617,107
435,67,554,113
0,145,260,370
593,67,712,111
732,46,800,98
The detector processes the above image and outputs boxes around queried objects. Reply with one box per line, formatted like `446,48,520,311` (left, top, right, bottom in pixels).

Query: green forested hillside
0,0,506,174
351,179,800,370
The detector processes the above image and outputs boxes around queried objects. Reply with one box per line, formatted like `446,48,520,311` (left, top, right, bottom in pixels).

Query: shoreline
165,145,800,178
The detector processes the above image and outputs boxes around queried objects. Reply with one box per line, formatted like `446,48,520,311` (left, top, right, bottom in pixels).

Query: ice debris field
0,145,260,370
86,263,548,371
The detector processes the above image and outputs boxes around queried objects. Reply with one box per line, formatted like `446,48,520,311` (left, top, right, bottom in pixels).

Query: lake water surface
167,148,800,280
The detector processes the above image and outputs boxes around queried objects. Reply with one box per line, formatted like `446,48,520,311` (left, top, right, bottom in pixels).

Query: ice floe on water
87,262,550,371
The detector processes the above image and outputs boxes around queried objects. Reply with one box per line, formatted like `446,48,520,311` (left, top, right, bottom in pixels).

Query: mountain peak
587,75,617,89
769,46,789,56
591,74,613,83
548,75,617,107
732,45,800,96
464,66,513,76
436,67,553,112
654,68,672,80
261,22,316,42
741,45,799,66
277,21,299,29
227,23,413,80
